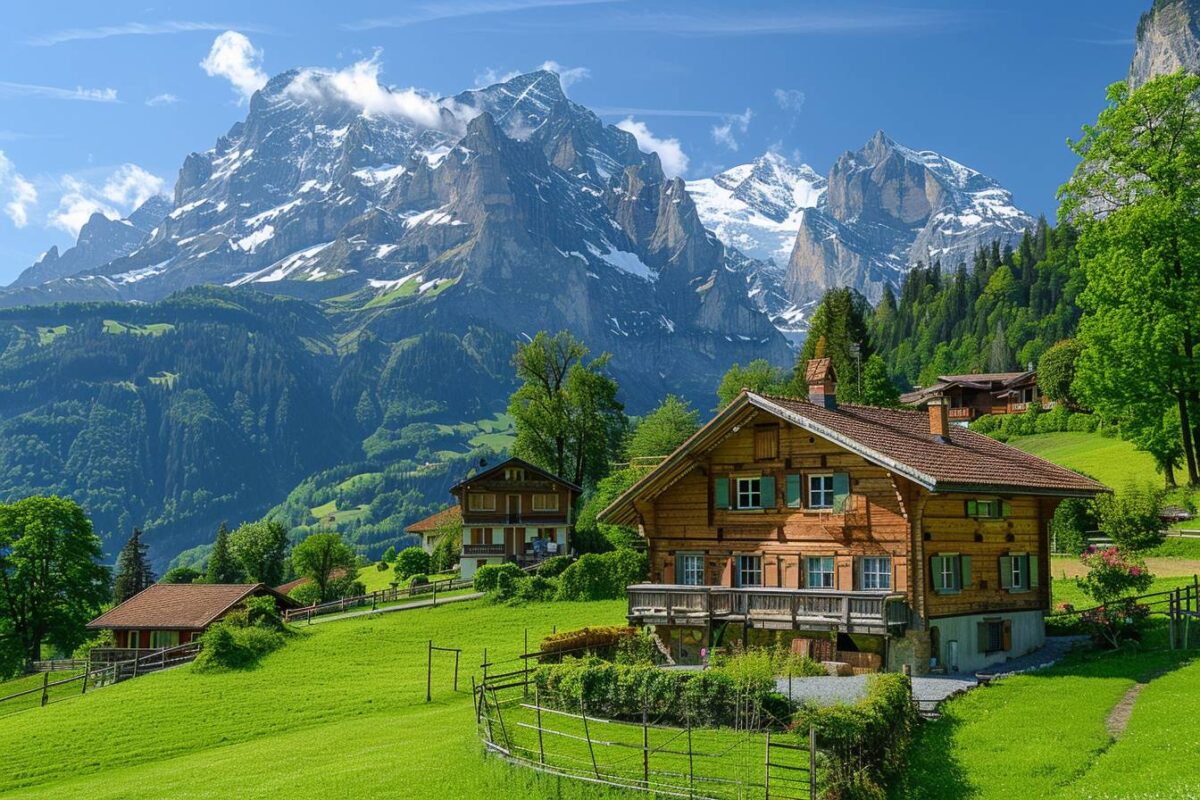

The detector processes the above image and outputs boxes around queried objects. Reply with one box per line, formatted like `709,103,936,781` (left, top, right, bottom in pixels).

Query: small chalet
901,371,1048,423
600,359,1106,674
87,583,297,659
450,457,581,580
405,505,463,554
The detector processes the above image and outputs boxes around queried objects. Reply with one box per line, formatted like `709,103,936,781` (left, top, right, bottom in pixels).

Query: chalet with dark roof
600,362,1105,674
450,457,581,580
900,370,1048,423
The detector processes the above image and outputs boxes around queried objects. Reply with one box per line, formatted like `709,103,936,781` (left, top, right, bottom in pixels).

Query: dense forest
868,218,1083,388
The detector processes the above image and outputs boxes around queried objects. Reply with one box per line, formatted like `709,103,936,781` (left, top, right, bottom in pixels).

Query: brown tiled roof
751,393,1106,495
405,505,462,533
87,583,294,631
937,371,1029,385
805,357,834,383
449,456,582,493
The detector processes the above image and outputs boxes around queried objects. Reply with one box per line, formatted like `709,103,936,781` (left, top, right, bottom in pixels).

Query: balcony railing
462,543,506,556
948,407,976,420
626,584,910,636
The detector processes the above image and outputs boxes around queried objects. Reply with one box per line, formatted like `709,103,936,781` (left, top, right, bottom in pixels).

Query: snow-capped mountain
691,133,1034,320
1,68,788,405
10,195,170,290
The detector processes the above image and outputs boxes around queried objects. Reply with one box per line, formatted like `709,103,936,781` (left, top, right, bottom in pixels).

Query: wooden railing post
40,672,48,707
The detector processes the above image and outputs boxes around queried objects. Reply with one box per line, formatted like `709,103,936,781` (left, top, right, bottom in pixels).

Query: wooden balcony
626,584,910,636
462,543,506,556
948,407,976,421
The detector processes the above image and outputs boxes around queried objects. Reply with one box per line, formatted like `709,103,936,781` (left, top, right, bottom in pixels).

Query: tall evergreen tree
206,522,241,584
112,528,154,604
794,288,873,401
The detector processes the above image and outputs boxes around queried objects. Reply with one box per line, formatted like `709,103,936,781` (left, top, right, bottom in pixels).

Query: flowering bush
1075,546,1154,648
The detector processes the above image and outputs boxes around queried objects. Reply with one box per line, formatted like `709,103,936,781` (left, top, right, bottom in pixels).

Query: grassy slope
0,600,628,800
1008,432,1158,489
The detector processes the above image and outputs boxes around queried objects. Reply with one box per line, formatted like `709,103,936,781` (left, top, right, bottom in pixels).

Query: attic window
966,499,1011,519
504,467,526,481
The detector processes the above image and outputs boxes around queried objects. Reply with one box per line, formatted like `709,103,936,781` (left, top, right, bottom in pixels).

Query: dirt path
1104,682,1148,739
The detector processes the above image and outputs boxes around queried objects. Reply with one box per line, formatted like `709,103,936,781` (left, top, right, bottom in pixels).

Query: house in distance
600,359,1105,674
405,505,463,554
86,583,297,660
449,457,581,580
901,370,1049,424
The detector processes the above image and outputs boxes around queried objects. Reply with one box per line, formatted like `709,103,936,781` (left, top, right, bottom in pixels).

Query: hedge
556,550,647,601
795,673,917,800
539,625,638,661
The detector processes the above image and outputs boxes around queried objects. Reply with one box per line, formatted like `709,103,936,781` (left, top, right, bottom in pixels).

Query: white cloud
0,81,117,103
774,88,805,113
711,107,752,151
342,0,611,30
200,31,268,102
616,118,689,178
29,21,271,47
287,54,470,131
538,60,590,91
145,93,179,106
48,164,165,237
0,151,37,228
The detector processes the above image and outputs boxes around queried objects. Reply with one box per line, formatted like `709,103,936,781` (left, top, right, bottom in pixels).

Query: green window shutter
714,478,729,510
1001,500,1013,518
959,556,972,590
977,621,990,653
786,474,802,508
930,555,944,593
760,475,776,509
965,499,977,518
999,556,1013,590
1028,555,1039,588
832,472,851,512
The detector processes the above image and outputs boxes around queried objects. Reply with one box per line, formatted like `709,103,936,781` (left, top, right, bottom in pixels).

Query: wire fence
474,663,819,800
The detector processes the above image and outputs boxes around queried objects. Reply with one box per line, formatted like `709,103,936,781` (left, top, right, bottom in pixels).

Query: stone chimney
805,358,837,410
928,396,950,442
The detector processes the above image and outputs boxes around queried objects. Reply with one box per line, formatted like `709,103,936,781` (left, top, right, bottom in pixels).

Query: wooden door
506,494,521,522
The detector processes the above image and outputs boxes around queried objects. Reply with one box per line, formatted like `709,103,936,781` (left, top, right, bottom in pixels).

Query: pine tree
205,522,241,584
112,528,154,604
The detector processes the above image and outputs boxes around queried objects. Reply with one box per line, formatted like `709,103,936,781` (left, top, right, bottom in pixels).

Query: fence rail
283,577,474,623
474,667,819,799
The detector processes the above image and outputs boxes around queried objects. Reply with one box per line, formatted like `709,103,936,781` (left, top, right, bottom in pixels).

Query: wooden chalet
599,360,1106,674
450,457,581,580
900,371,1049,423
405,505,463,554
86,583,297,661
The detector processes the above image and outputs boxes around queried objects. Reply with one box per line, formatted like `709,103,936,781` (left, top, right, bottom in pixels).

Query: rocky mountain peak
1129,0,1200,88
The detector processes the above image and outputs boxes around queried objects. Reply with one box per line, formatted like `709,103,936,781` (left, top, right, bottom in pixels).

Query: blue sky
0,0,1147,283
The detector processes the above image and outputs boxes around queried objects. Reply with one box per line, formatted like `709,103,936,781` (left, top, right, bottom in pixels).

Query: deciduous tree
624,395,700,461
228,521,289,586
291,533,358,602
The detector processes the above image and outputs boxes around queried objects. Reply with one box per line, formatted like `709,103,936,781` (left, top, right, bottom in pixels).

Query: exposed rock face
1129,0,1200,88
784,131,1033,305
10,196,170,289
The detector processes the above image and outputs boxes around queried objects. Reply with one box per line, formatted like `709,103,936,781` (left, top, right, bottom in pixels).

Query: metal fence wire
475,671,819,800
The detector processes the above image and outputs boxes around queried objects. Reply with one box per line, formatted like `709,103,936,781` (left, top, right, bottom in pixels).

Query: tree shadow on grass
889,712,974,800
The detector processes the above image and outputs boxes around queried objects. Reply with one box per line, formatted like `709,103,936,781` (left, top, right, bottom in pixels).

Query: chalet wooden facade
86,583,297,661
600,360,1105,674
900,371,1049,424
450,457,581,580
405,505,463,554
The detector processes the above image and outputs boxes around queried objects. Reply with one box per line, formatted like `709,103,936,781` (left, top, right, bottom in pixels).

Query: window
806,556,835,589
677,553,705,586
754,425,779,461
736,555,763,587
1000,553,1036,593
860,557,892,590
809,474,834,509
127,630,140,649
150,630,179,649
531,493,559,511
931,554,971,594
504,467,526,481
978,619,1011,653
467,493,496,512
965,498,1011,519
736,477,762,510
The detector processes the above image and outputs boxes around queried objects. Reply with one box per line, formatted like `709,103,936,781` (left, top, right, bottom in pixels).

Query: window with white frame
467,493,496,511
531,493,559,511
736,555,763,587
736,477,762,510
806,556,835,589
860,557,892,590
808,474,834,509
677,553,705,586
1010,554,1024,589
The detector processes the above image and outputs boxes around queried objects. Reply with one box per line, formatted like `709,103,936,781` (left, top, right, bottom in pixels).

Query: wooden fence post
453,649,460,692
426,640,433,703
40,672,48,707
642,703,650,789
580,696,600,779
809,725,818,800
535,685,546,765
686,712,694,799
764,730,771,798
81,666,88,695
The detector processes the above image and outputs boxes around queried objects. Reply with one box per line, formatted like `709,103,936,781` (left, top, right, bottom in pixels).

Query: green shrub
376,561,390,572
795,673,917,800
970,414,998,434
380,546,397,564
556,550,647,601
288,582,321,606
614,629,661,665
1051,496,1097,556
1067,412,1100,432
473,562,524,593
394,546,432,580
536,555,573,578
512,575,558,603
1097,484,1166,551
194,622,285,672
243,595,286,631
540,625,639,661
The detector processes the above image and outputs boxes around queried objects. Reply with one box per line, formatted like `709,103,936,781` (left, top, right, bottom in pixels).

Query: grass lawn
0,671,84,719
0,599,630,800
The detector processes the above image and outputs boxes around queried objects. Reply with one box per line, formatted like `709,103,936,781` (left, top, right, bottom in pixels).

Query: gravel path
776,635,1089,711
